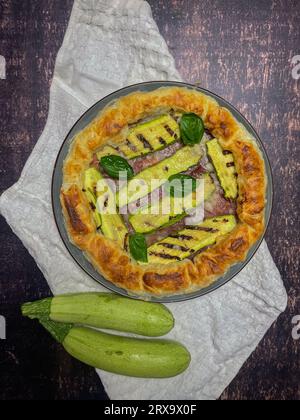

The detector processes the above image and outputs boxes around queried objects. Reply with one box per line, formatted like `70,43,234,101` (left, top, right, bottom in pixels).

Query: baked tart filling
61,87,266,296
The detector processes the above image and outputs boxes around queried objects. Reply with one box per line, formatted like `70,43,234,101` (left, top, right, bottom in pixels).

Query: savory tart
61,87,266,296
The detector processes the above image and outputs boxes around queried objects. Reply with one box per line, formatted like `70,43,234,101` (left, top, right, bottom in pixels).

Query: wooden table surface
0,0,299,400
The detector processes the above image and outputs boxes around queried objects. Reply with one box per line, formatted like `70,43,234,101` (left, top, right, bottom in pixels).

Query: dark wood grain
0,0,299,400
0,0,109,400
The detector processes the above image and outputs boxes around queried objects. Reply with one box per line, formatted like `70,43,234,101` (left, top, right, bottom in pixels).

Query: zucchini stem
22,298,73,343
38,318,73,344
21,298,52,320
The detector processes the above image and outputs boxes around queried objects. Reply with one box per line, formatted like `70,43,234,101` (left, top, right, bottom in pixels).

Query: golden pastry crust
60,87,266,296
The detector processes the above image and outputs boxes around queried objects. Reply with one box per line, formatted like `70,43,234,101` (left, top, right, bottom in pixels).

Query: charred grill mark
137,134,154,150
90,202,96,211
185,226,219,233
169,110,180,123
164,124,178,139
169,234,194,240
226,162,235,168
223,150,232,155
159,136,167,146
160,243,190,252
149,252,181,261
205,129,214,139
103,194,109,208
213,218,229,223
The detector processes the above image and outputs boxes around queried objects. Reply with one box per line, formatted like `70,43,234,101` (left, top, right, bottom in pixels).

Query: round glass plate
52,81,273,303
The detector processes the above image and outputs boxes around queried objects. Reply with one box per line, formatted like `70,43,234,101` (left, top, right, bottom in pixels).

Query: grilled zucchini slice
83,168,102,229
119,115,180,159
83,168,127,246
129,174,216,233
206,139,238,199
117,145,202,207
148,215,237,264
96,146,118,160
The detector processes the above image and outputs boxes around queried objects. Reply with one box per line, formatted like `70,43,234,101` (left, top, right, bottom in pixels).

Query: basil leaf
100,155,134,179
180,113,205,145
129,233,148,263
166,174,197,198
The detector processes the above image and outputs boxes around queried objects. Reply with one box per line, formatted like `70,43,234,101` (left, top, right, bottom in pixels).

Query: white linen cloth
0,0,287,400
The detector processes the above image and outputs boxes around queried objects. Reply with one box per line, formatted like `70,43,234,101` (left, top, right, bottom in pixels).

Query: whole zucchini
35,319,191,378
21,293,174,337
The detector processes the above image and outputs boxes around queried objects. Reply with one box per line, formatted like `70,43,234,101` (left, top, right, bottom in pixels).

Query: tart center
83,110,238,265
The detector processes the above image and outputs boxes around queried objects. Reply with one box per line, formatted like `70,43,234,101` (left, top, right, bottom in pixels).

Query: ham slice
146,219,187,246
145,194,236,247
130,142,182,174
145,190,236,246
185,164,207,178
91,142,182,174
204,190,236,218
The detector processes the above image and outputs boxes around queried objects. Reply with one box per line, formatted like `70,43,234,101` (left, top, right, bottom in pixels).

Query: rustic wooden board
0,0,299,400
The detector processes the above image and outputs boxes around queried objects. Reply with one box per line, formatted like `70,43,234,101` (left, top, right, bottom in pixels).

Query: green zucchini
117,145,202,207
22,293,174,337
148,215,237,264
65,327,190,378
83,168,102,229
83,168,127,246
119,115,180,159
35,319,190,378
129,173,216,233
206,138,238,199
96,146,119,161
